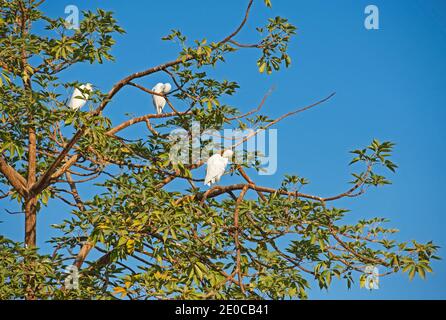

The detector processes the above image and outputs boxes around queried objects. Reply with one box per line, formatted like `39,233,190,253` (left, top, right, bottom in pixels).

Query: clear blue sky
1,0,446,299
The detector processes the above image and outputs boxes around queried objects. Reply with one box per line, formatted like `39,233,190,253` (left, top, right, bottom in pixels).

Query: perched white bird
68,83,93,111
152,82,172,114
204,150,234,186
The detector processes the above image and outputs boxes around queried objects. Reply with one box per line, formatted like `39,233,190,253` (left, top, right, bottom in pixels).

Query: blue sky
1,0,446,299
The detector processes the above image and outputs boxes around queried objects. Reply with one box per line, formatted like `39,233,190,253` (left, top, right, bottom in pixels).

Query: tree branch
0,155,28,196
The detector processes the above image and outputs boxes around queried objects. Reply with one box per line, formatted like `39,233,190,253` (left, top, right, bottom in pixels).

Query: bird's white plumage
152,82,172,114
204,150,233,186
68,83,93,110
163,83,172,93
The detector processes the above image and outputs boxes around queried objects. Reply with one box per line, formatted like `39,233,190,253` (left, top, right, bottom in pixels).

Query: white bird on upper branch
204,150,234,186
68,83,93,111
152,82,172,114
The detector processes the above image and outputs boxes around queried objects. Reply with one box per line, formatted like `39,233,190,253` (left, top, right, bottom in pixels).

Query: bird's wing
204,155,226,185
151,84,166,114
163,83,172,93
71,88,81,99
152,96,165,114
68,88,85,109
152,83,163,92
78,85,91,99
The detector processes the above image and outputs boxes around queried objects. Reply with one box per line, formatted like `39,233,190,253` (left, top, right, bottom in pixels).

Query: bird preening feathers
68,83,93,111
204,150,234,186
152,82,172,114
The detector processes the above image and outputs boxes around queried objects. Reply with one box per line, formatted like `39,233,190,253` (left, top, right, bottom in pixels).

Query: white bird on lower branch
204,150,234,186
68,83,93,111
152,82,172,114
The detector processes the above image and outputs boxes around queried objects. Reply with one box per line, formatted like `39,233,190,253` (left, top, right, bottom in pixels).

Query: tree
0,0,439,300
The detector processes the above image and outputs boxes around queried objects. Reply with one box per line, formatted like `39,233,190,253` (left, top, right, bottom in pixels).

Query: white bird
152,82,172,114
204,150,234,186
68,83,93,111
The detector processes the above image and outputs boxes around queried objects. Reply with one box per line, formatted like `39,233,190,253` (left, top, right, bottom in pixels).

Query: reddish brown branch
226,87,274,121
107,111,190,136
219,0,254,44
237,166,267,201
0,156,27,196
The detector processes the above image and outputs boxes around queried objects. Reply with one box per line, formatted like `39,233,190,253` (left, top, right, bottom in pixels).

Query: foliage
0,236,111,299
0,0,439,299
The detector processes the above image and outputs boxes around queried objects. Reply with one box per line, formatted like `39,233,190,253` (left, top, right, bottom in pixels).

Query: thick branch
0,156,27,196
107,111,190,136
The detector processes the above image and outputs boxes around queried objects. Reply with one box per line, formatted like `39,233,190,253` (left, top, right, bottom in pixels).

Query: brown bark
0,156,27,196
25,126,37,248
24,196,37,247
28,127,36,183
74,242,94,269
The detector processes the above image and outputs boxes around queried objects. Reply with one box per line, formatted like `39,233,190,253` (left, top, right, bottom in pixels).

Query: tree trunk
24,196,37,300
24,196,37,247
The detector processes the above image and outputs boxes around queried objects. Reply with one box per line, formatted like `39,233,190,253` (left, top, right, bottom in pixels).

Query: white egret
204,150,234,186
152,82,172,114
68,83,93,111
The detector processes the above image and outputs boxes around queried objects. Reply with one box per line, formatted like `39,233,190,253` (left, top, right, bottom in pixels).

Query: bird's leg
228,190,238,201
